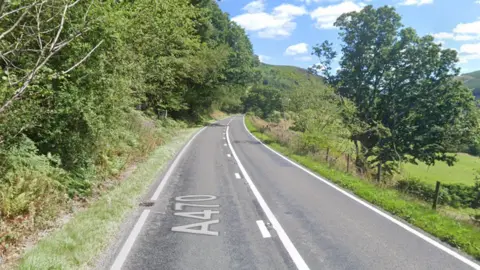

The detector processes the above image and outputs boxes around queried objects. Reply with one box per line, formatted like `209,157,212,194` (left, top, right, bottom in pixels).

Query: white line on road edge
241,116,480,270
226,125,310,270
235,173,241,179
256,220,272,238
150,127,206,201
110,210,150,270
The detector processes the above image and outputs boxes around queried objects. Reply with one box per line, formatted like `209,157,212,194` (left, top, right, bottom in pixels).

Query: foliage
459,70,480,99
0,0,257,258
18,128,199,270
243,63,354,157
396,179,480,209
313,5,478,174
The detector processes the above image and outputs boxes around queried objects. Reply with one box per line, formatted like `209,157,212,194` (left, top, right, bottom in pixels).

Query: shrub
396,178,480,208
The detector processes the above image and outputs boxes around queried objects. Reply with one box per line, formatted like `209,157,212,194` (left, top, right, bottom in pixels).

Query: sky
218,0,480,74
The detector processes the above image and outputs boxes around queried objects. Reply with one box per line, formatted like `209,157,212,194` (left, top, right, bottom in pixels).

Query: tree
313,5,478,173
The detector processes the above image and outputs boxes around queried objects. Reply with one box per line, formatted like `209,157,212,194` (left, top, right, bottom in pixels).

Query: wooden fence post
432,181,441,210
376,162,382,182
326,148,329,163
347,154,350,173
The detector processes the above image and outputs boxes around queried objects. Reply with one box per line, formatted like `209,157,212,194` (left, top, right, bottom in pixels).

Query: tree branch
62,40,104,74
0,5,32,41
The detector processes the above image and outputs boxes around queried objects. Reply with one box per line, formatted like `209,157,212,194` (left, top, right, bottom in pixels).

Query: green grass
18,128,200,270
245,116,480,260
401,153,480,186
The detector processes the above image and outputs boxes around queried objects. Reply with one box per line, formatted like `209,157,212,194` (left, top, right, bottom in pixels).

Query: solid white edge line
110,210,150,270
150,127,207,201
111,117,232,270
235,173,241,179
241,115,480,270
226,124,310,270
256,220,272,238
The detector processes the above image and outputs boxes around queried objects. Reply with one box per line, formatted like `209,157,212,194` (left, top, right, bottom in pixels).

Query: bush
0,136,68,219
396,178,480,208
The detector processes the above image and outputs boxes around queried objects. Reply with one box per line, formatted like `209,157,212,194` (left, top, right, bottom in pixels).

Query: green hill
459,70,480,99
258,64,325,91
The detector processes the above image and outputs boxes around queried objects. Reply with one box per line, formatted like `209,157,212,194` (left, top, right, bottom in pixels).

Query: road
104,116,480,270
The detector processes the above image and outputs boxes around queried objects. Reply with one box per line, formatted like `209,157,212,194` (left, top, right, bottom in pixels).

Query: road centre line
241,116,480,270
226,124,310,270
235,173,241,179
227,154,231,157
110,210,150,270
256,220,271,238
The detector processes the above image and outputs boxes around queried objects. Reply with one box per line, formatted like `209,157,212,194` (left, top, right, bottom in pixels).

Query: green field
401,153,480,186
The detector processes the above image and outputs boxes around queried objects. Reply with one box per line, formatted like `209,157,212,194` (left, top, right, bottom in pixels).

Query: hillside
258,64,325,91
459,70,480,98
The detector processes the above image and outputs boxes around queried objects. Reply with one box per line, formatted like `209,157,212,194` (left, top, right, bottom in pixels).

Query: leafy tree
313,5,478,173
243,85,283,118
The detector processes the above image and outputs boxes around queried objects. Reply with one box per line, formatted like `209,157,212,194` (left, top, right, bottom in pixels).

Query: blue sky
218,0,480,74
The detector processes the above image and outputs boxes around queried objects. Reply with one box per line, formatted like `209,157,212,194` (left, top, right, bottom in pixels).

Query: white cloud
310,1,362,29
454,35,479,41
453,20,480,35
295,56,313,61
297,0,342,4
432,20,480,45
433,32,480,41
459,43,480,64
432,32,454,39
476,0,480,4
285,43,309,55
399,0,433,6
258,54,271,62
460,43,480,54
232,3,307,38
243,0,265,13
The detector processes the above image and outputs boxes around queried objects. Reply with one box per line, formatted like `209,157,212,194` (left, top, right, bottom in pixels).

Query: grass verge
245,116,480,261
17,128,199,270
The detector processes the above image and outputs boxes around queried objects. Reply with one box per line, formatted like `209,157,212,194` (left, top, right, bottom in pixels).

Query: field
401,153,480,186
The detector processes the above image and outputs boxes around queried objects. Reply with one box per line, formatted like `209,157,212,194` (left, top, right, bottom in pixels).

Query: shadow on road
233,140,262,145
208,123,228,127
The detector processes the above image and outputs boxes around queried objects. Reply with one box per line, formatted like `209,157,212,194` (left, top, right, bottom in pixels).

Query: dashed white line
223,137,226,140
235,173,241,179
110,210,150,270
241,115,480,270
256,220,271,238
150,127,206,201
226,124,310,270
227,154,231,158
224,143,227,146
227,118,234,125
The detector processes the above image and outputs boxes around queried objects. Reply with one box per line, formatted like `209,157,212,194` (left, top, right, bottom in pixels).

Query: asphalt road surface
104,116,480,270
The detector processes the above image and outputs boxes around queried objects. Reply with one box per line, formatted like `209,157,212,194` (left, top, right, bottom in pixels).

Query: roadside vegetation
242,5,480,259
0,0,257,263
